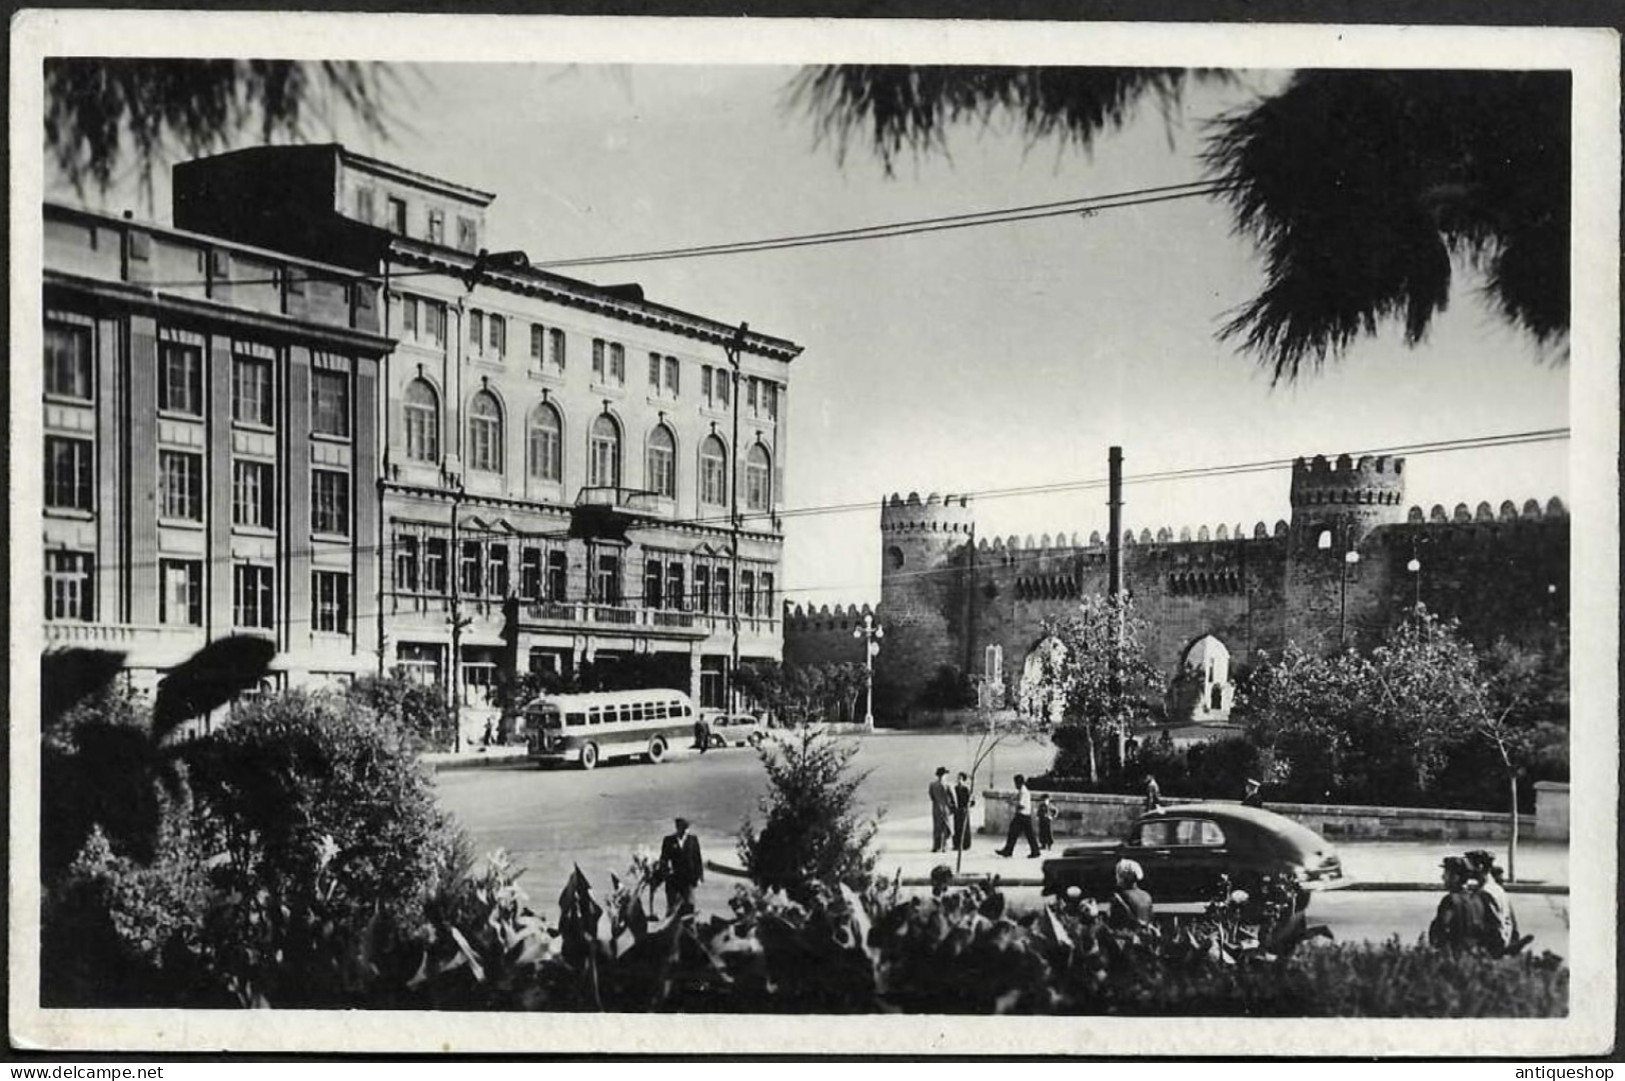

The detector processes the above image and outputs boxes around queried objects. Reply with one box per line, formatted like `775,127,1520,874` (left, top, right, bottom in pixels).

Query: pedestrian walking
656,817,705,918
928,766,955,852
1036,793,1056,851
1241,777,1264,808
1144,773,1163,811
1109,859,1154,929
1427,855,1490,952
996,774,1043,859
953,771,974,850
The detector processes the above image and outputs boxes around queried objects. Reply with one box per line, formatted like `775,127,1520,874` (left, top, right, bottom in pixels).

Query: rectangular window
424,301,445,346
460,541,482,597
388,196,408,235
158,340,203,415
488,543,509,597
764,381,779,420
762,572,775,617
546,550,568,601
695,565,711,615
644,559,663,608
311,469,350,536
741,570,756,618
457,216,478,253
425,538,448,593
402,296,419,337
159,450,203,521
648,354,661,391
664,356,679,396
311,369,351,438
595,554,621,605
701,366,712,402
427,209,445,245
232,354,274,426
312,570,351,633
747,377,760,412
396,534,420,593
592,338,605,381
489,314,505,357
531,324,545,361
45,323,93,400
232,459,275,528
521,547,542,600
609,342,625,384
160,559,204,626
45,436,94,511
355,187,375,224
718,370,730,407
549,328,566,369
44,551,94,621
469,310,483,349
715,568,731,615
233,564,274,628
666,563,685,612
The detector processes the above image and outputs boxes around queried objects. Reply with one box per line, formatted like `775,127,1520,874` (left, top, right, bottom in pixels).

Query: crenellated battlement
1290,453,1407,508
783,600,877,629
880,491,975,534
1405,496,1567,525
972,519,1291,556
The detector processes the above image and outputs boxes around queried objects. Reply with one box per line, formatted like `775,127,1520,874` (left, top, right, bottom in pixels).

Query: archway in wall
1176,634,1234,722
1018,637,1067,724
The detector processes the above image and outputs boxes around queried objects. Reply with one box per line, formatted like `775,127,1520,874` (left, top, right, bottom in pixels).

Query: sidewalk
723,814,1568,894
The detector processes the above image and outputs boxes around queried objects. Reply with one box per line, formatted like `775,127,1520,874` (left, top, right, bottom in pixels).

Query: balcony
518,601,706,639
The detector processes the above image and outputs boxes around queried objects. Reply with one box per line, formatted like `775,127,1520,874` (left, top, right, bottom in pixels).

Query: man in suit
658,817,704,917
953,771,975,851
928,766,955,852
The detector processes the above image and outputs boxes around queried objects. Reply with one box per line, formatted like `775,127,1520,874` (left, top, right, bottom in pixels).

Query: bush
738,726,880,895
347,670,456,751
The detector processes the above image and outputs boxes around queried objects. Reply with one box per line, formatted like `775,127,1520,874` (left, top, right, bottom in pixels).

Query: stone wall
981,790,1544,843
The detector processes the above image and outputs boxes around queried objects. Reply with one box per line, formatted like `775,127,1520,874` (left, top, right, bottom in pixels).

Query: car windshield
529,708,563,731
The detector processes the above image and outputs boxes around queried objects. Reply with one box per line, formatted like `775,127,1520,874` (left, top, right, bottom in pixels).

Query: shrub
347,670,456,751
738,726,880,895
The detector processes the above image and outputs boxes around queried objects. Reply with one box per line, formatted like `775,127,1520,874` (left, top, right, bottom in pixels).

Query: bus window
531,708,563,730
632,703,645,722
588,707,602,726
565,712,585,727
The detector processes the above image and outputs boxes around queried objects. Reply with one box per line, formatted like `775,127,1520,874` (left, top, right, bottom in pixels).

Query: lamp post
1406,556,1422,610
1339,548,1361,647
725,323,747,711
853,612,884,729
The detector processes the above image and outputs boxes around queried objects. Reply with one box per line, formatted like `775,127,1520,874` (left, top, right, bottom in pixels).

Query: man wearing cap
929,766,955,852
1241,777,1265,809
1465,849,1520,955
1428,855,1489,951
658,817,705,917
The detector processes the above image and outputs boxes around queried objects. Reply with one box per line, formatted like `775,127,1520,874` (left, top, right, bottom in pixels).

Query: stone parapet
981,789,1543,842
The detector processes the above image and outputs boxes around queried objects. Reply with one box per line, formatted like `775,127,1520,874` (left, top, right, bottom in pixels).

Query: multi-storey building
42,200,390,704
171,146,802,740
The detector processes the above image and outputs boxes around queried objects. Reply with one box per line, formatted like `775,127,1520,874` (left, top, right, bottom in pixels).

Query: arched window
699,434,728,506
528,401,562,482
588,414,621,488
646,424,676,498
1316,528,1333,550
467,390,503,473
403,379,439,462
745,443,771,511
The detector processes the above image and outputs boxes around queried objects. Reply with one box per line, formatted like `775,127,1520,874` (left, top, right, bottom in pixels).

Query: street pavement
431,730,1568,958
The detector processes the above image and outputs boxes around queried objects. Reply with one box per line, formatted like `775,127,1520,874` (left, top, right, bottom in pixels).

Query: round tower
1288,454,1407,550
877,492,976,718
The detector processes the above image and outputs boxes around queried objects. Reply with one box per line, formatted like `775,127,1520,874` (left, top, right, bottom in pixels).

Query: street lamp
853,613,884,729
1339,548,1361,647
1406,556,1422,610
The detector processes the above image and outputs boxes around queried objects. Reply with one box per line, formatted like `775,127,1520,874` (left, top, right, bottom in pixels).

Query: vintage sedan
701,711,766,748
1040,802,1343,904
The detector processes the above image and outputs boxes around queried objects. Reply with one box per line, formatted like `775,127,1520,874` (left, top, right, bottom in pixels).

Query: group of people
927,767,978,852
1428,849,1529,956
1142,773,1265,811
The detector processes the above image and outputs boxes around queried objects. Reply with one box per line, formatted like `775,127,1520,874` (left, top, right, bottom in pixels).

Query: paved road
433,730,1568,958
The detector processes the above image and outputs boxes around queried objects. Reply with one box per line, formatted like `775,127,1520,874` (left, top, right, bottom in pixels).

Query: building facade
784,454,1570,726
42,201,390,703
170,146,801,740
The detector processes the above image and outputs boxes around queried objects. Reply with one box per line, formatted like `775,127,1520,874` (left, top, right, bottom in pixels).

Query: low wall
1534,781,1569,840
981,789,1543,843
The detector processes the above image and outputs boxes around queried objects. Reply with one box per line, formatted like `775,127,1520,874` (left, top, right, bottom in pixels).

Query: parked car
701,711,766,748
1040,802,1343,905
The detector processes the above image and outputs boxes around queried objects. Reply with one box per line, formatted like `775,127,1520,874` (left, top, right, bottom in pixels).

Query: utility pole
1107,446,1126,769
726,322,747,711
448,480,470,751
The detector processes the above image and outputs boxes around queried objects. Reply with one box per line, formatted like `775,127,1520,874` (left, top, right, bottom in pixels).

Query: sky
51,62,1574,609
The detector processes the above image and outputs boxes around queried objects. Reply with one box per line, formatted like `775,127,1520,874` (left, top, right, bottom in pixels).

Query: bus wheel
580,742,599,770
647,737,667,764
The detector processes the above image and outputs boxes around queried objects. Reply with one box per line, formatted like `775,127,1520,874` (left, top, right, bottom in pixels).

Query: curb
424,751,533,772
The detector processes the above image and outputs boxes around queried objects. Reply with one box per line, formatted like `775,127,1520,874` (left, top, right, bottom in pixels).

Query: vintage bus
523,689,699,770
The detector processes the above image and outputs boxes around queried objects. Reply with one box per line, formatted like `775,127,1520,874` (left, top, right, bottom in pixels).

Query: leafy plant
738,726,880,895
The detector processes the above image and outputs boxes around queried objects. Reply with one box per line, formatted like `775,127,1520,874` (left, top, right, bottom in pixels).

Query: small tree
1032,594,1163,783
738,725,880,895
954,707,1052,873
349,668,456,751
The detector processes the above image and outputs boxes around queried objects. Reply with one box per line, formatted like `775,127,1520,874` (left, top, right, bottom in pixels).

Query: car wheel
748,732,763,747
710,733,727,749
647,736,667,764
579,742,599,771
